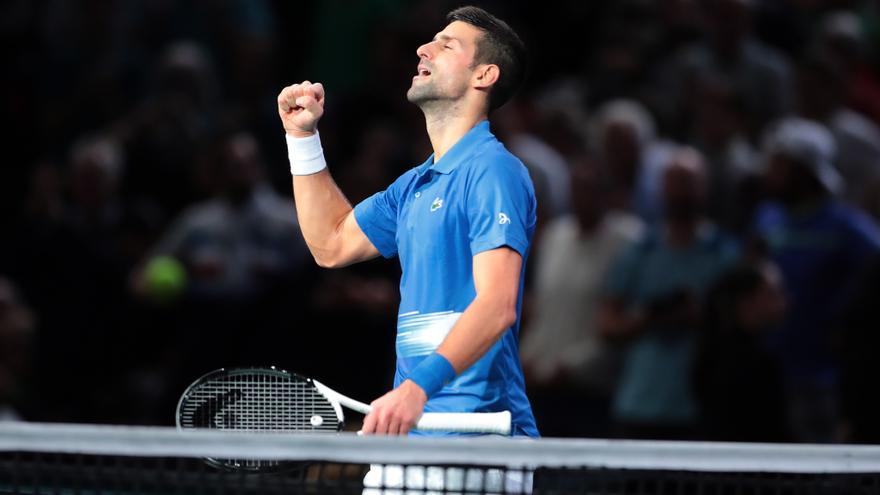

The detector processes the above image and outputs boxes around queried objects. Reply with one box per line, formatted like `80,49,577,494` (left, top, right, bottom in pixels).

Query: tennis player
277,6,537,437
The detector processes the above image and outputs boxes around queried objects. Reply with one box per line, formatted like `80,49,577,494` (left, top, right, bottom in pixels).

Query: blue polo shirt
353,121,539,437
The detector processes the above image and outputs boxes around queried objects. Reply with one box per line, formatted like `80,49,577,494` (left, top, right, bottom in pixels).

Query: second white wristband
286,131,327,176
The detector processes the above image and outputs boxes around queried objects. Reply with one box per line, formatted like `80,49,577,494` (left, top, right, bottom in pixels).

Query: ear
472,64,500,90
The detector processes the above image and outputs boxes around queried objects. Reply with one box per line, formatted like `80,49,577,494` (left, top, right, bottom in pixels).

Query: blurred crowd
2,0,880,444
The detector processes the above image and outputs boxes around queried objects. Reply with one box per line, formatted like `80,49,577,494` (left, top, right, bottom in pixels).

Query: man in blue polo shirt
276,6,537,437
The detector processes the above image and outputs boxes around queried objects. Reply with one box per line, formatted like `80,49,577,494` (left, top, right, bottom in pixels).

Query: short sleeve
354,171,413,259
466,156,535,257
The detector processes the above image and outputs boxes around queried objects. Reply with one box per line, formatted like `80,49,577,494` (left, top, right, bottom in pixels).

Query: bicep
333,210,381,267
473,247,522,302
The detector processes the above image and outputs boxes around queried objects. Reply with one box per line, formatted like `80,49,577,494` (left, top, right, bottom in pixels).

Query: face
763,153,795,203
570,159,605,226
601,122,640,182
662,157,706,221
407,21,483,107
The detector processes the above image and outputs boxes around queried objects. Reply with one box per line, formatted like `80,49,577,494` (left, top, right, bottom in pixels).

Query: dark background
2,0,880,443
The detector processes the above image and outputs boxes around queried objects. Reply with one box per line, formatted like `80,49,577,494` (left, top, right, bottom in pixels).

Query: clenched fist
277,81,325,138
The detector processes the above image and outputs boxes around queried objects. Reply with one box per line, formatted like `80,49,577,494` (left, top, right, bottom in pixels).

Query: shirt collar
416,120,493,176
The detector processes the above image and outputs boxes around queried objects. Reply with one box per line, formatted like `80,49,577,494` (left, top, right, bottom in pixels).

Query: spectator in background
754,117,880,443
494,97,572,223
688,73,761,234
133,130,309,389
795,54,880,206
694,261,789,442
139,131,306,301
817,11,880,126
117,41,221,216
521,157,643,438
657,0,793,139
21,135,152,423
591,99,675,226
600,147,739,440
65,134,159,270
0,277,35,422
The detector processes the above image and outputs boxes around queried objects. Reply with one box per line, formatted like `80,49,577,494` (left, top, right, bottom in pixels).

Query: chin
406,87,432,105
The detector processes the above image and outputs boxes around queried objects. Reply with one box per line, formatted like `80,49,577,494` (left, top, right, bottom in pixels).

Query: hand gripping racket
176,367,511,470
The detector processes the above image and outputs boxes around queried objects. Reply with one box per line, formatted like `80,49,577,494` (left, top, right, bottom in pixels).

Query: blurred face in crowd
737,263,786,334
408,21,483,109
601,122,641,185
707,0,752,54
662,149,707,222
221,134,263,204
0,279,33,397
796,63,841,120
763,153,821,206
570,158,606,230
70,150,119,212
692,79,744,148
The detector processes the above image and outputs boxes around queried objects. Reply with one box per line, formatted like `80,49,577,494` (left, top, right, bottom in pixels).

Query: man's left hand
361,379,427,435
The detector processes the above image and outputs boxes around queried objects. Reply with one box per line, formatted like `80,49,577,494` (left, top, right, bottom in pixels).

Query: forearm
436,294,517,374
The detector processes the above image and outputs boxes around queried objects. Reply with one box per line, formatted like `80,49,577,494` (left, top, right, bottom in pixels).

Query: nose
416,41,433,60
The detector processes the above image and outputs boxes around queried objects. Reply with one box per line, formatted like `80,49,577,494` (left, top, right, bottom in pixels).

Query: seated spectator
599,147,739,440
521,157,643,438
754,117,880,442
694,261,789,442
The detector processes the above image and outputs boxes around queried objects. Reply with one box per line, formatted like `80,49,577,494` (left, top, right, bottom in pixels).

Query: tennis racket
176,367,511,470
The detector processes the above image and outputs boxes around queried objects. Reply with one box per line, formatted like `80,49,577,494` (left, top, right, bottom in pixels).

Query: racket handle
415,410,511,435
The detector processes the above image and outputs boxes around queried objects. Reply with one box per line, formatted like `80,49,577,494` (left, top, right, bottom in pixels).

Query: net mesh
1,422,879,495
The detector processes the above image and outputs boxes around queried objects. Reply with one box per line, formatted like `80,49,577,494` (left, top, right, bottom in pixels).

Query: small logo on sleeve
498,212,510,225
430,197,444,212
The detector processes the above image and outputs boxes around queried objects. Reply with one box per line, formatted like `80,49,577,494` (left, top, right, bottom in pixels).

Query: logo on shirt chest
430,197,444,212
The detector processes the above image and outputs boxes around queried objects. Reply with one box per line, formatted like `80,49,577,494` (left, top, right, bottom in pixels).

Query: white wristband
286,131,327,175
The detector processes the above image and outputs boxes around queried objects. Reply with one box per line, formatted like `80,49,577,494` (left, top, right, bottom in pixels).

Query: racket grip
415,410,512,435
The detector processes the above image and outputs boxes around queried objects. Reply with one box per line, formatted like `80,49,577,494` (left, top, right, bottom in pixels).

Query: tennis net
1,422,879,494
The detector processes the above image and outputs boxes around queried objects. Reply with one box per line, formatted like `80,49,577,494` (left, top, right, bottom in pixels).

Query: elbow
313,252,344,269
309,244,344,269
498,306,518,332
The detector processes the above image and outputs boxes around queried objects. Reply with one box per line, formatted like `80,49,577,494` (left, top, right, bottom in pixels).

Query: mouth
415,65,432,78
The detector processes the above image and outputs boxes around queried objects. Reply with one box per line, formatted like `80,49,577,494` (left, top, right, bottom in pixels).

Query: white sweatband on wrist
286,131,327,176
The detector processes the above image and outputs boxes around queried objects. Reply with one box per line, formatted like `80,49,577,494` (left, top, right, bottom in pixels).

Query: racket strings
179,373,340,433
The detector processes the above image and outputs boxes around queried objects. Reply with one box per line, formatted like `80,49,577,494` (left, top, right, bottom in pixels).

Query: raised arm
277,81,379,268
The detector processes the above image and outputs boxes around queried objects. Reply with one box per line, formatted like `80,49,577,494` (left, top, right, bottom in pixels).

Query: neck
422,100,487,162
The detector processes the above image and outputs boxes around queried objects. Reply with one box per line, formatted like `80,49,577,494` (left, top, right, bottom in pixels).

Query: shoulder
829,202,880,241
703,224,740,256
541,214,578,240
605,210,645,242
753,202,787,231
464,141,534,190
390,165,422,190
376,164,422,203
176,200,227,229
253,186,297,225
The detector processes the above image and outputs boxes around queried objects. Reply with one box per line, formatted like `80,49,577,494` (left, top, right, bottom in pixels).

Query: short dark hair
446,6,526,112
